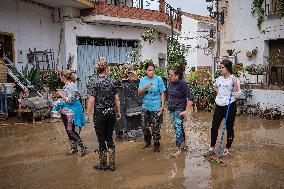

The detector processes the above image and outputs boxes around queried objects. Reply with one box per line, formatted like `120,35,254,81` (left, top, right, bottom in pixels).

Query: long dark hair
220,59,233,74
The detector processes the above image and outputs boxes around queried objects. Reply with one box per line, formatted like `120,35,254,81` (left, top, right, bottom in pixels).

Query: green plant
245,64,268,75
141,28,159,44
246,48,258,58
191,81,217,112
44,70,64,91
251,0,265,30
277,0,284,17
167,37,187,71
265,51,282,66
22,64,43,91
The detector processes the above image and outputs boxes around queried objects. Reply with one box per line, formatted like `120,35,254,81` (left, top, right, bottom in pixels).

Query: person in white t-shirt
204,59,241,157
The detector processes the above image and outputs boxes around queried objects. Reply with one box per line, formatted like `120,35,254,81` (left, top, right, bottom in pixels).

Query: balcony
81,0,182,35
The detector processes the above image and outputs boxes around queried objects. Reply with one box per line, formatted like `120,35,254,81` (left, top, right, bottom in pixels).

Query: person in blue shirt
167,67,194,158
138,62,166,152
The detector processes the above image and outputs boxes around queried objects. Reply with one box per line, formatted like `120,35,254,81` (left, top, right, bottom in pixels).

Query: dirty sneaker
203,147,215,157
171,147,182,158
222,148,231,156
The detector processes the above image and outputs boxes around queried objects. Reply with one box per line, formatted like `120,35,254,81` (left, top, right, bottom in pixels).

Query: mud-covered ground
0,111,283,189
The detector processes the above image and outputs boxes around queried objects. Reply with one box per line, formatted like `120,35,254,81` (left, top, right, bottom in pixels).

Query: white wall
0,0,61,70
219,0,284,83
219,0,284,112
248,89,284,112
196,22,215,70
179,15,216,73
63,19,167,70
179,16,198,73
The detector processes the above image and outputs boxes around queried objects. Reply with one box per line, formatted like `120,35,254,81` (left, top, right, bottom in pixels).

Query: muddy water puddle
0,112,283,189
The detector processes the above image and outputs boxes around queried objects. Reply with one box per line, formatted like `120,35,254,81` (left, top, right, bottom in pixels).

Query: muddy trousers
170,110,185,148
211,102,237,149
141,109,162,148
61,114,86,155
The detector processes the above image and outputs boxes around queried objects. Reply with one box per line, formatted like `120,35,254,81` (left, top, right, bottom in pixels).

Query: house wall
179,16,216,74
63,19,167,70
219,0,284,83
0,0,61,70
219,0,284,112
179,16,198,73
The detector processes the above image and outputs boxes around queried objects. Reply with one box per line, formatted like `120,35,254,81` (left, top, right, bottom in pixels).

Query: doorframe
0,32,15,64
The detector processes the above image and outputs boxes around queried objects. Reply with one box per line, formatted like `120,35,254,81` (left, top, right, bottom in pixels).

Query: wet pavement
0,112,283,189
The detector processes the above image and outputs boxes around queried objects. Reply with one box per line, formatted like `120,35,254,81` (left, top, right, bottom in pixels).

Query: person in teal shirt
138,62,166,152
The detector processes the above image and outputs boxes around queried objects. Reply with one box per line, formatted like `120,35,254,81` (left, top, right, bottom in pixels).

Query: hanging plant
141,28,159,44
277,0,284,17
226,49,235,56
246,48,258,59
251,0,265,30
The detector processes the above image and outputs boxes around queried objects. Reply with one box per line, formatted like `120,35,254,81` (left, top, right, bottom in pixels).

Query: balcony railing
265,0,281,15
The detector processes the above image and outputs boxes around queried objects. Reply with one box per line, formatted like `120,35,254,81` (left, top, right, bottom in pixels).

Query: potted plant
246,48,258,59
265,50,282,72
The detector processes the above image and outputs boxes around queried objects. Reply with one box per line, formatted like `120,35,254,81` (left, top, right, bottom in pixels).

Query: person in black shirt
167,67,194,158
86,57,121,171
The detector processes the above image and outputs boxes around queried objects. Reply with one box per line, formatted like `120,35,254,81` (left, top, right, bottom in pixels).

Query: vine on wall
251,0,265,30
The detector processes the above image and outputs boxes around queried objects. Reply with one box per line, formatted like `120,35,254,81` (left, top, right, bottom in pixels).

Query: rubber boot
108,147,116,171
67,139,78,155
93,151,108,171
154,140,160,152
77,139,87,156
141,129,151,149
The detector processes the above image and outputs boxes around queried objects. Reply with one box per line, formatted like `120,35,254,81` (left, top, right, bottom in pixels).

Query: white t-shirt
214,75,241,106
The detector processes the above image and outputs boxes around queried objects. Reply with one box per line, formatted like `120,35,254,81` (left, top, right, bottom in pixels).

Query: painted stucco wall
219,0,284,112
180,15,216,74
63,19,167,70
0,0,61,70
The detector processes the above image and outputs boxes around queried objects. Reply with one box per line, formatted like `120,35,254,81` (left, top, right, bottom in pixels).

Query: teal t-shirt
138,75,166,111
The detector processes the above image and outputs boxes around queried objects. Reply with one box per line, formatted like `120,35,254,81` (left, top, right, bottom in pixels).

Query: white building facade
0,0,182,95
179,12,216,74
217,0,284,112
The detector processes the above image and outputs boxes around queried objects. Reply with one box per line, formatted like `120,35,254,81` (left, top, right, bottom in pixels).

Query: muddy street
0,112,283,189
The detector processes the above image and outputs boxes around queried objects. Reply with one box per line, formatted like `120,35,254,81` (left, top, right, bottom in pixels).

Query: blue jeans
170,110,185,147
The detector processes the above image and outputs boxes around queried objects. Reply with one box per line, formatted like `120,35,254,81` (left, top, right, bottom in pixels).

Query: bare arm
114,94,121,120
86,95,95,117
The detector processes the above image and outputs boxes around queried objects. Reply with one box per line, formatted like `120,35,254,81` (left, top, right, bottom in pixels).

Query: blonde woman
54,70,86,156
86,57,121,171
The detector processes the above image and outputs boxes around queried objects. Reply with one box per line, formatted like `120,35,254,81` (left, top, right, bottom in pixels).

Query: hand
179,110,189,117
116,112,121,121
157,106,165,116
144,83,153,90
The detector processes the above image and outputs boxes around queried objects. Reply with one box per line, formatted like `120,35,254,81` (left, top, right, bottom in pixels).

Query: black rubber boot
108,147,116,171
67,139,78,155
93,151,108,171
77,139,87,156
153,140,160,152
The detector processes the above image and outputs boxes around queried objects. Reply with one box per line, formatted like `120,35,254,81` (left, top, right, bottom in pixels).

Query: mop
209,85,234,167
